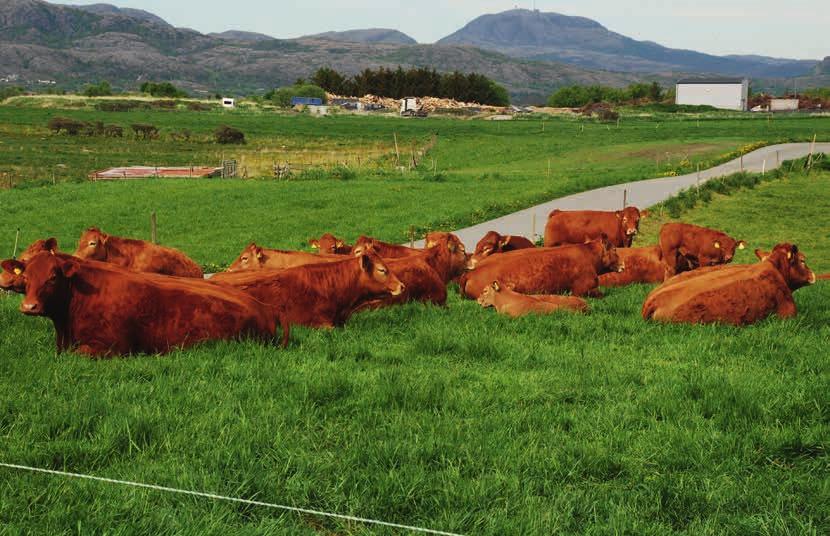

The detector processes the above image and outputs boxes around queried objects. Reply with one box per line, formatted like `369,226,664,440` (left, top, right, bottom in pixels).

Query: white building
221,98,235,108
770,98,799,112
675,78,749,111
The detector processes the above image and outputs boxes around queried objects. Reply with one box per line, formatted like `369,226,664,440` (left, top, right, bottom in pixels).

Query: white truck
400,97,427,117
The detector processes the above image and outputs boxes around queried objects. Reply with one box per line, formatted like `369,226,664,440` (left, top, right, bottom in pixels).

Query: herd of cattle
0,207,825,357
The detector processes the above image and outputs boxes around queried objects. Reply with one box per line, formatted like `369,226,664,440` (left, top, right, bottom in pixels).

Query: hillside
208,30,276,42
438,9,818,78
303,28,417,45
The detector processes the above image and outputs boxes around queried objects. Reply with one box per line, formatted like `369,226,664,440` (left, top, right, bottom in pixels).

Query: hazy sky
55,0,827,59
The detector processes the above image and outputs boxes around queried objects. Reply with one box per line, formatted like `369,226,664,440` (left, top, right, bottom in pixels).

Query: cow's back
600,246,664,287
544,211,623,247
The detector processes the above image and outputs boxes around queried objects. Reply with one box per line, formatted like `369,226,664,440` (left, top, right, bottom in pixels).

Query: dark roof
677,77,747,85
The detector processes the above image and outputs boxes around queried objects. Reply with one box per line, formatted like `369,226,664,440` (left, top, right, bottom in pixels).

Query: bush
0,86,25,101
83,81,112,97
151,99,178,109
103,125,123,138
170,129,192,142
187,102,214,111
214,125,245,144
266,84,328,108
96,100,141,112
140,81,188,98
131,124,160,140
48,117,88,135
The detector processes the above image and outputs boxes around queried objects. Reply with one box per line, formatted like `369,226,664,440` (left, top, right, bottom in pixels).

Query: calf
642,243,815,326
74,227,203,278
659,223,746,277
468,231,535,269
309,233,352,255
227,243,343,272
477,281,588,317
461,237,622,299
1,237,61,293
352,236,420,258
544,207,648,248
18,252,285,357
210,252,405,328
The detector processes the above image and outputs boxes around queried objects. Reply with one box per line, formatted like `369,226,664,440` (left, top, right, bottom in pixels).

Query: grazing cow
659,223,746,277
468,231,535,269
461,237,622,299
1,237,61,293
477,281,588,317
73,227,203,278
227,243,343,272
309,233,352,255
210,252,405,328
544,207,648,248
18,252,285,357
642,243,815,326
358,233,468,309
352,236,419,258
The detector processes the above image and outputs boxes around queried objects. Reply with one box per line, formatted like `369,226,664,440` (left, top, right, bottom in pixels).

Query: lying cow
74,227,203,278
477,281,588,317
468,231,535,269
461,237,622,299
309,233,352,255
18,252,285,357
642,243,815,326
1,237,60,293
227,242,343,272
544,207,648,248
659,223,746,277
597,246,698,287
210,252,404,328
352,236,419,258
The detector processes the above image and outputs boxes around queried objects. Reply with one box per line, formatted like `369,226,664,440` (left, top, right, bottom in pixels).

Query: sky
54,0,827,60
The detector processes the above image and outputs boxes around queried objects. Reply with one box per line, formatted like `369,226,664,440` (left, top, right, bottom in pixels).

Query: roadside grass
1,171,828,534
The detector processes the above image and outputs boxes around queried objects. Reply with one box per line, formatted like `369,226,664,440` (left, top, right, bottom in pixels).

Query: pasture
1,101,829,534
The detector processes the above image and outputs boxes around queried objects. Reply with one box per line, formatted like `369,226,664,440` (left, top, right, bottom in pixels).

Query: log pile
326,93,507,113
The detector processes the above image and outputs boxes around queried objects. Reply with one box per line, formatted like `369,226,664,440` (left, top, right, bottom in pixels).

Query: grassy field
1,103,829,534
0,102,827,268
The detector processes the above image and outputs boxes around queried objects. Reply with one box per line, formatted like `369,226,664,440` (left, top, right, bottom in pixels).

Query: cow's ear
713,241,721,249
254,247,264,260
360,253,373,273
615,210,623,219
60,258,80,278
640,209,650,219
498,235,512,248
2,259,24,275
788,245,798,261
336,241,344,248
737,240,746,250
754,249,770,261
44,237,58,252
492,281,501,292
309,239,319,249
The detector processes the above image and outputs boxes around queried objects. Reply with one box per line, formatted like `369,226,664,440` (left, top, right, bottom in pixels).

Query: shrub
103,125,123,138
83,81,112,97
329,165,356,181
151,99,178,109
187,102,214,111
266,84,328,108
0,86,25,101
170,129,192,142
96,100,141,112
214,125,245,144
140,81,188,98
48,117,88,135
131,124,160,140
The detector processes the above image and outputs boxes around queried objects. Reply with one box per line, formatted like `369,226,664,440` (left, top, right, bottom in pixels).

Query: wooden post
740,154,744,172
697,163,701,183
532,213,537,242
776,150,780,167
622,189,628,209
409,225,415,248
150,212,158,244
393,133,400,165
762,159,766,176
13,228,20,259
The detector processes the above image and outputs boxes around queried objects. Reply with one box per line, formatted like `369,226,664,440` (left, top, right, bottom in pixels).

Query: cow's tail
276,313,291,348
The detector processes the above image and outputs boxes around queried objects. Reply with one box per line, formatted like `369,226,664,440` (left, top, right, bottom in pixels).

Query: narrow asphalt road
416,142,829,249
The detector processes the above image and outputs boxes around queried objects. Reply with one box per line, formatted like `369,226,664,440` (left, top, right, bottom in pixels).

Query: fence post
150,212,158,244
740,154,744,172
13,228,20,259
531,213,537,242
622,189,627,209
409,226,415,248
762,159,766,176
393,133,400,166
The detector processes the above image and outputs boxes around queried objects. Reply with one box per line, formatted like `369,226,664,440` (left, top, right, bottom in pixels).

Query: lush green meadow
1,102,829,534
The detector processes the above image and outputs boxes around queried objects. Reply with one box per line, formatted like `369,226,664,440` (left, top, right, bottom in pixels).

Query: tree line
307,66,510,106
547,82,666,108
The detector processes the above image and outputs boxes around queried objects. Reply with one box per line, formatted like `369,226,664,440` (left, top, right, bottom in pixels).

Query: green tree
83,81,112,97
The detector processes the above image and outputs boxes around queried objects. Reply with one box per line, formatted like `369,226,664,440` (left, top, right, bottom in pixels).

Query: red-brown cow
352,236,419,258
0,237,61,293
642,243,815,326
659,223,746,277
460,237,622,299
227,243,343,272
598,246,665,287
468,231,535,269
210,252,404,328
477,281,588,317
74,228,203,278
544,207,648,248
309,233,352,255
18,252,285,357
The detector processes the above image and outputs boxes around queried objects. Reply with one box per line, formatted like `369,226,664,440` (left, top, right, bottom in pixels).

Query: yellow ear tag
787,252,793,259
714,242,721,249
738,243,745,250
14,268,22,275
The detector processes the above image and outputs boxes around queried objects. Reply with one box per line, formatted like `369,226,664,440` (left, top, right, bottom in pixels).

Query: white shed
675,78,749,111
770,98,799,112
221,97,235,108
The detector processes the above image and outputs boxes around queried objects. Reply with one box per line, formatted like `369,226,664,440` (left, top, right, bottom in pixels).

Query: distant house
675,78,749,111
221,98,235,108
290,96,323,106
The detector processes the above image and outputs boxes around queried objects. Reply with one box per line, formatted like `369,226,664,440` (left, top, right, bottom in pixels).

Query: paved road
415,142,829,249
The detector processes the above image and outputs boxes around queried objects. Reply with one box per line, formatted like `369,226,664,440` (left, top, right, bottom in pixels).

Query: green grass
1,104,829,533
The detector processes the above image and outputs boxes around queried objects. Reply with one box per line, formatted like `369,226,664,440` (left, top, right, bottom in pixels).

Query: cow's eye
378,268,387,274
88,241,96,247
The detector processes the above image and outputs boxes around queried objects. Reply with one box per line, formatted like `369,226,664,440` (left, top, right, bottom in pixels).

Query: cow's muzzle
20,302,42,315
391,283,405,296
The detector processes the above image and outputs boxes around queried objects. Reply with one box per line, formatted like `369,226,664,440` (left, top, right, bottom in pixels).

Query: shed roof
677,77,747,85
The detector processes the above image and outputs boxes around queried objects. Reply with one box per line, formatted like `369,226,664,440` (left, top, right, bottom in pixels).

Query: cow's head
227,243,266,272
358,251,404,296
20,237,59,262
757,244,816,290
352,236,376,256
477,280,504,308
702,234,747,266
617,207,647,243
427,232,468,277
595,235,623,275
74,227,108,261
469,231,506,269
310,233,350,255
18,252,79,316
0,259,27,293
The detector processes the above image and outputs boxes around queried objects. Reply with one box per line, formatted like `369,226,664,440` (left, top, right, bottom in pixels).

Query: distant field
1,170,828,534
0,102,827,267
